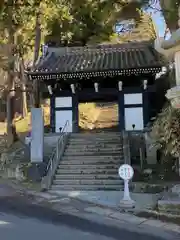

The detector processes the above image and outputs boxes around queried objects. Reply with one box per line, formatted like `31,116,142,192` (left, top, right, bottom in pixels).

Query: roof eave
26,66,162,81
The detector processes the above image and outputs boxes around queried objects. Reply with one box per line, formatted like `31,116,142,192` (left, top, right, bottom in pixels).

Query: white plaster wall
125,107,144,131
55,110,72,132
124,93,142,105
55,97,72,108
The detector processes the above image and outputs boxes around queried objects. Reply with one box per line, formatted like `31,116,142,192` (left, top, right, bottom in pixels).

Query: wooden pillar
34,79,41,108
142,90,149,127
50,96,55,132
72,95,79,132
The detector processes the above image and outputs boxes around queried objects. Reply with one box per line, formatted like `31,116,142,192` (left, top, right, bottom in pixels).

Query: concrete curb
28,191,180,235
84,206,180,234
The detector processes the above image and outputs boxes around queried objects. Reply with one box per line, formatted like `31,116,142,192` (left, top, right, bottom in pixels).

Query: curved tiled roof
28,41,165,80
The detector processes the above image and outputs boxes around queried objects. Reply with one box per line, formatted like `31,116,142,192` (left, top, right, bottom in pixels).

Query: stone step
53,179,123,185
55,174,119,180
70,134,122,137
69,138,122,143
70,134,121,138
69,138,122,142
71,133,121,137
60,160,123,165
51,184,123,191
66,145,123,149
58,164,120,170
56,168,118,175
61,157,123,163
66,143,123,148
62,155,122,160
68,141,122,146
64,148,123,155
64,152,123,156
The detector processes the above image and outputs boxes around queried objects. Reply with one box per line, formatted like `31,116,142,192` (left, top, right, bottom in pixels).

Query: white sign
119,164,135,208
118,164,134,180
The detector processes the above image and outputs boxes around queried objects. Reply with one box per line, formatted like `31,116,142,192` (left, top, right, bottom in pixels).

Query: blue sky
145,0,169,38
151,12,166,36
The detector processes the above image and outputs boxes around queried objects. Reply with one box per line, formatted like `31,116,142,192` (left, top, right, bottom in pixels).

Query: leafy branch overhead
46,1,152,45
0,0,179,62
0,0,154,65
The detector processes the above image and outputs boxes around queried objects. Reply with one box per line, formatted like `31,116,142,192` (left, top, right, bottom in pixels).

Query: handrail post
56,141,59,162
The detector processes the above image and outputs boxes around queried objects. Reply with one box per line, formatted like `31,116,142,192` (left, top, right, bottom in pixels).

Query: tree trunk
19,59,28,118
6,2,17,146
6,70,16,146
32,9,41,108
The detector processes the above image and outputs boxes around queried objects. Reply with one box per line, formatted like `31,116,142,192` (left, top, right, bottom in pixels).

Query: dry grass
0,106,50,137
15,106,50,135
79,102,118,130
79,103,101,126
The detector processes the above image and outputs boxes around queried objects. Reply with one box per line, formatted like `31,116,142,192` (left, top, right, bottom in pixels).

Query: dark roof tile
30,42,165,79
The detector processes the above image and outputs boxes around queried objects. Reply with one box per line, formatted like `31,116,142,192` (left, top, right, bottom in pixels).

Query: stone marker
118,164,135,208
30,108,44,163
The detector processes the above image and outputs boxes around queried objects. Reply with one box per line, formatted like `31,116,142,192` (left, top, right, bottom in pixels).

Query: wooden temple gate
27,41,168,134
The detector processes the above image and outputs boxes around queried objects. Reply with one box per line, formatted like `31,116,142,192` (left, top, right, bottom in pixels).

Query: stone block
85,206,113,216
119,199,135,209
158,199,180,214
163,223,180,233
27,163,47,182
110,212,146,224
142,219,166,228
171,184,180,196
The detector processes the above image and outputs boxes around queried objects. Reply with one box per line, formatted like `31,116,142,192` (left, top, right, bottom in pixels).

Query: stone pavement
27,191,180,237
48,190,160,211
0,183,21,197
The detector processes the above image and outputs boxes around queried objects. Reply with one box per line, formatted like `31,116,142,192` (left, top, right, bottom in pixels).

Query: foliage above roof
44,1,152,46
106,12,156,45
160,0,180,31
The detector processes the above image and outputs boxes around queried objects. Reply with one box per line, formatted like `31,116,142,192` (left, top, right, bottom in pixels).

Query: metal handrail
45,120,69,172
41,120,70,190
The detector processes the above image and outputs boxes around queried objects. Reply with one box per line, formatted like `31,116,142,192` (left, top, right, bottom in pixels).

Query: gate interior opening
78,101,119,132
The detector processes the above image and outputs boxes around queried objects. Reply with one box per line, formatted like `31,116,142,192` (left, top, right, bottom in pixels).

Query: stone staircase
51,132,124,191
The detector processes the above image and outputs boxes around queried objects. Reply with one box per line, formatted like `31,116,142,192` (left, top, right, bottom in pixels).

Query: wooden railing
41,120,70,190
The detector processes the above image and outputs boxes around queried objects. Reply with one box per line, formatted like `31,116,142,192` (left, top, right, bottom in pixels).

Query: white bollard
118,164,135,208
